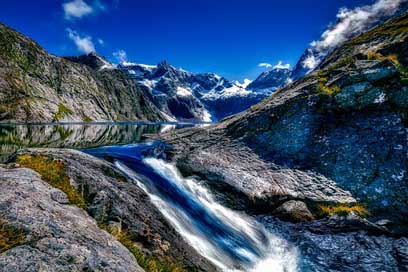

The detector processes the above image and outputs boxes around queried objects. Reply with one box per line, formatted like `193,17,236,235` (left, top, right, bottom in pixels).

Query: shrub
316,83,341,96
318,203,369,217
16,154,87,209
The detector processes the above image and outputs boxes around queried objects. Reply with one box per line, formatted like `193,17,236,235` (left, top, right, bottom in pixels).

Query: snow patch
176,86,193,97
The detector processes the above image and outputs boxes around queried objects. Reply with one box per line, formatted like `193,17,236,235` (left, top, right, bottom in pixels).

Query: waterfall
85,144,299,271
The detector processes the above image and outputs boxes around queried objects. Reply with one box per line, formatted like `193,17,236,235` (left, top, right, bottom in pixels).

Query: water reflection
0,123,190,162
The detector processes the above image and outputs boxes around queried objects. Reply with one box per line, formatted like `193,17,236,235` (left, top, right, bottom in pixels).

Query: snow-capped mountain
118,61,271,121
247,67,291,93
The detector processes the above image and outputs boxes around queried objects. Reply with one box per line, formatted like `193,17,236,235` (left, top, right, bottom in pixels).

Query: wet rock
259,216,408,272
0,167,143,272
274,200,314,222
335,82,372,108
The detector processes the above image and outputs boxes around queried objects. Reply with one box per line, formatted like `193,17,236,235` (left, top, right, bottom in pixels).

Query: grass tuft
315,70,341,96
318,203,369,217
0,220,26,253
16,154,87,209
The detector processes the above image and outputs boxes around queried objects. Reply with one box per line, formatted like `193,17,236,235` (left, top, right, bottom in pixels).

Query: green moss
82,115,93,122
16,154,87,209
318,203,369,217
0,220,26,253
53,103,74,122
102,223,187,272
316,83,341,96
315,70,341,96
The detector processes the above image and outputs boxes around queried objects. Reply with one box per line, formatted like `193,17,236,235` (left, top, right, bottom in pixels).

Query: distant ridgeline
0,23,288,123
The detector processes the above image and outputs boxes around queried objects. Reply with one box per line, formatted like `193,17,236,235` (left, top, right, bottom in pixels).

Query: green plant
0,220,26,253
53,103,73,121
316,83,341,96
16,154,87,209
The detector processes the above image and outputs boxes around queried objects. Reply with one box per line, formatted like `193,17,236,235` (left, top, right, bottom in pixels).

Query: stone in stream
274,200,314,222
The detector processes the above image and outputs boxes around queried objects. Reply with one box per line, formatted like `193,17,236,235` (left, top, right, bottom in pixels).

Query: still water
0,123,189,162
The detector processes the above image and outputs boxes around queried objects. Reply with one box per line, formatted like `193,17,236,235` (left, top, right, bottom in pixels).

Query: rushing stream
84,143,299,272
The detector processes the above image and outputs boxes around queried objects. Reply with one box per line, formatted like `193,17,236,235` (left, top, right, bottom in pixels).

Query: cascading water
84,143,299,272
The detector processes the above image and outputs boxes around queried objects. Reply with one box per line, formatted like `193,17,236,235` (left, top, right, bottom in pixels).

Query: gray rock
335,82,372,108
375,219,392,226
259,216,408,272
274,200,314,222
50,188,70,204
363,66,397,81
0,167,143,272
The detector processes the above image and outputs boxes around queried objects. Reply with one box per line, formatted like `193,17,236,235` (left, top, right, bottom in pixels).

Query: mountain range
0,23,290,123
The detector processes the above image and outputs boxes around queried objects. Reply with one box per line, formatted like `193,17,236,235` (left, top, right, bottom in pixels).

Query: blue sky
0,0,375,80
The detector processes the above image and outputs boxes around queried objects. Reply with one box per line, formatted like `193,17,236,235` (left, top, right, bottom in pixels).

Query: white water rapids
115,157,299,271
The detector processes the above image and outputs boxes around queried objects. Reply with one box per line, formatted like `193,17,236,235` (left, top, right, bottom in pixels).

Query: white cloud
63,0,106,20
302,53,318,70
63,0,93,19
303,0,407,71
113,49,128,63
97,38,105,45
67,28,95,54
258,63,272,68
273,61,291,70
259,61,291,70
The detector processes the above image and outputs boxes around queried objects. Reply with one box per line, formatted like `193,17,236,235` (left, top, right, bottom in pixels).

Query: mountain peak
247,67,291,91
65,53,114,70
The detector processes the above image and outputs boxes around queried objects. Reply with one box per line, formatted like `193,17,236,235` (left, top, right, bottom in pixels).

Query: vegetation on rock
318,203,369,217
16,154,87,209
53,103,74,122
0,220,26,254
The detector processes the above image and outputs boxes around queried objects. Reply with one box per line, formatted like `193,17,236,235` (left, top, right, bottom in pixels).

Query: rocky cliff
160,12,408,233
0,23,166,123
